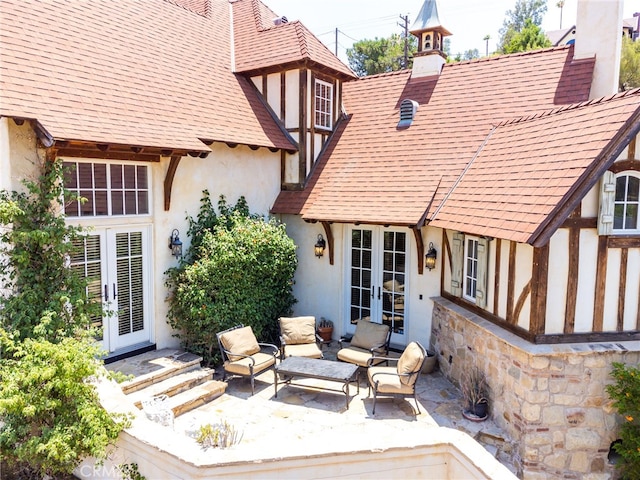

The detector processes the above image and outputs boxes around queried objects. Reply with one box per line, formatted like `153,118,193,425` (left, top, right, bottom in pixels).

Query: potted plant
461,367,489,421
317,317,333,342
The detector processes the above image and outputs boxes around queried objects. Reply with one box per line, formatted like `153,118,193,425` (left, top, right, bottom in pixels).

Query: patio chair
279,316,324,359
367,341,427,414
216,324,279,395
337,319,391,367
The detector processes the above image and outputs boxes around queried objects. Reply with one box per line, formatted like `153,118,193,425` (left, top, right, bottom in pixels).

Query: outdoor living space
97,343,519,479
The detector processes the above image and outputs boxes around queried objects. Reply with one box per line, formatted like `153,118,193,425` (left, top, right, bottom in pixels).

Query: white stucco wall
285,70,299,130
546,229,569,334
153,144,281,349
280,215,441,349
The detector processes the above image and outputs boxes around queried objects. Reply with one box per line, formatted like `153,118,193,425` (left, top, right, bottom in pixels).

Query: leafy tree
0,159,100,343
606,362,640,478
620,35,640,91
347,33,417,77
462,49,481,61
165,194,298,366
0,330,129,478
502,18,551,54
498,0,548,53
0,158,128,478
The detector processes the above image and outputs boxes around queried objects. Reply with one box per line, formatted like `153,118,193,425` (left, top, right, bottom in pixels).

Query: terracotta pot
317,327,333,342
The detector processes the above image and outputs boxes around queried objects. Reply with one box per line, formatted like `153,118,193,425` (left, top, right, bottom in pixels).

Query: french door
71,226,151,352
348,227,407,345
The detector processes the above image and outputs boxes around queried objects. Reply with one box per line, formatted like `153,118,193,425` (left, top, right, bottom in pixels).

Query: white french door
347,226,408,345
71,226,151,352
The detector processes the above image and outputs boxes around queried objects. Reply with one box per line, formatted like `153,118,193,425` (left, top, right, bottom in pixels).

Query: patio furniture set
216,317,428,414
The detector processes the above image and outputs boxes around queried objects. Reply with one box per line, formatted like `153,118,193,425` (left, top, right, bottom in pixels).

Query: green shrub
606,362,640,478
0,158,127,478
166,194,297,366
0,158,100,342
0,329,129,478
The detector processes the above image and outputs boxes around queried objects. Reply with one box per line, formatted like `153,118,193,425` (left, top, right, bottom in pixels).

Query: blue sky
263,0,638,62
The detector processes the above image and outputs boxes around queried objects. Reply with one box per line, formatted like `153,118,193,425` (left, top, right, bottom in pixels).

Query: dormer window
315,79,333,130
398,99,419,128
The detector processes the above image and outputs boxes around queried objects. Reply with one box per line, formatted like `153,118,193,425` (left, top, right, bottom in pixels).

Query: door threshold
103,342,156,364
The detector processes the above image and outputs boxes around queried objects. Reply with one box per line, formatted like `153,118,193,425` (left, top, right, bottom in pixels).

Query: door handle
371,286,374,298
104,284,109,302
378,286,381,300
113,283,117,300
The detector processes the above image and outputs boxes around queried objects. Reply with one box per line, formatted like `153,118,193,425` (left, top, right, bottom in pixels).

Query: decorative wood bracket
412,226,425,275
164,155,182,211
321,221,334,265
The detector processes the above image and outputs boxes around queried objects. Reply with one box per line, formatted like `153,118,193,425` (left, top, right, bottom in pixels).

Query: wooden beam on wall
564,228,580,334
506,241,517,324
593,236,608,332
493,238,502,316
411,227,425,275
163,155,182,211
618,248,628,331
529,243,549,336
321,221,334,265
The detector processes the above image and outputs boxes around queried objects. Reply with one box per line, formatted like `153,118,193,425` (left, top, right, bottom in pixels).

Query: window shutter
451,233,464,296
475,237,489,308
598,170,616,235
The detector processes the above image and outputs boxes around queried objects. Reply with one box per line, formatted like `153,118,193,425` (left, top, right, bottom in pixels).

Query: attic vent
273,16,288,26
398,99,419,128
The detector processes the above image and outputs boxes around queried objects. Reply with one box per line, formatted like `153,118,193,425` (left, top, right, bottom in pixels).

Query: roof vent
398,99,419,128
273,16,288,26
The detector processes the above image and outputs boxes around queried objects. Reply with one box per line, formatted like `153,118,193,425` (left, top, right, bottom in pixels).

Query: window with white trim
451,232,489,308
314,79,333,129
614,172,639,233
63,161,149,217
463,236,480,302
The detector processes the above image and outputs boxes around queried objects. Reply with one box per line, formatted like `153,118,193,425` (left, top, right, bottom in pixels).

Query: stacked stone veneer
431,297,640,480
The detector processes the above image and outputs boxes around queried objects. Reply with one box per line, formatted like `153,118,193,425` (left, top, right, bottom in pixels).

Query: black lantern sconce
425,242,437,271
169,229,183,258
314,234,326,258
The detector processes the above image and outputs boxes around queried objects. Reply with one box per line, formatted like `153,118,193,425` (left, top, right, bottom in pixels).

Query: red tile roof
430,89,640,244
273,47,602,243
232,0,355,78
0,0,295,152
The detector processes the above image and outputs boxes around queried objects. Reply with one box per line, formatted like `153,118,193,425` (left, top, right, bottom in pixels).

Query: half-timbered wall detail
250,68,343,190
440,133,640,344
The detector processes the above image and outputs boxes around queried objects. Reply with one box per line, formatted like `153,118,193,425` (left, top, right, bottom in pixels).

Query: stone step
118,350,203,395
128,368,214,409
165,380,228,417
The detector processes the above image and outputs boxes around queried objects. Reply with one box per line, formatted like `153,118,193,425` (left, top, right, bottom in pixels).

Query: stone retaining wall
431,297,640,480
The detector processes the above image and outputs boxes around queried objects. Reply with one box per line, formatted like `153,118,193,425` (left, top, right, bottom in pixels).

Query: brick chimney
573,0,624,98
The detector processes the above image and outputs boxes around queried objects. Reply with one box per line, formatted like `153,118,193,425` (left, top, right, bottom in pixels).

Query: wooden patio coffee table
274,357,359,409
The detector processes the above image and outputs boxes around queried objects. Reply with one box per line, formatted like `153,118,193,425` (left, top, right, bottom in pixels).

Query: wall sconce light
169,229,183,258
314,234,326,258
425,242,437,271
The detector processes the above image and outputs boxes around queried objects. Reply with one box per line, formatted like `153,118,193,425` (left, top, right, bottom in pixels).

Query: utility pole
335,28,339,57
483,35,490,57
398,14,409,69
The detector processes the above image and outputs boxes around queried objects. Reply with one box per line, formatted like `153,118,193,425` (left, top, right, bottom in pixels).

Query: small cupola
409,0,452,78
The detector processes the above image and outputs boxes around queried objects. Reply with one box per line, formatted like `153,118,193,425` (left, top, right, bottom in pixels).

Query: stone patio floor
105,342,521,478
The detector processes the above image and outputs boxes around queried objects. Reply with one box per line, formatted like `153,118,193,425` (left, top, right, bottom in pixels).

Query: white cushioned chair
216,324,279,395
279,316,323,359
337,319,391,367
367,341,427,414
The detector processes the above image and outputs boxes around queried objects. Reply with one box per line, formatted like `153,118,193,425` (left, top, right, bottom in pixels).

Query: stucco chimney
573,0,624,98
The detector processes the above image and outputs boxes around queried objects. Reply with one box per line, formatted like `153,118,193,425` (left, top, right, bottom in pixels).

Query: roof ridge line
430,125,498,222
445,44,572,69
496,88,640,128
295,21,310,58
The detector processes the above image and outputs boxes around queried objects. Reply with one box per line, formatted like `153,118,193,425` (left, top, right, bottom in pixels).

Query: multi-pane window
614,173,639,232
463,236,480,303
69,235,103,339
63,161,149,217
314,79,333,129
